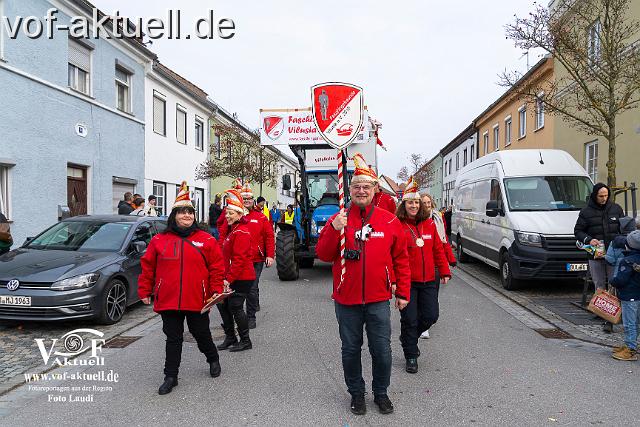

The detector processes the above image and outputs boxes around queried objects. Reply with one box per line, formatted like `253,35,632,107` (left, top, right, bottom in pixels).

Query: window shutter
177,109,186,143
153,97,165,134
68,39,91,71
115,68,129,83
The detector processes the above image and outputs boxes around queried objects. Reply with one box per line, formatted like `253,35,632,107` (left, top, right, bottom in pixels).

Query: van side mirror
486,200,501,217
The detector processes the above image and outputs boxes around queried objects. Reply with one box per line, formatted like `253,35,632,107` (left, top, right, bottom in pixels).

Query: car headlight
515,231,542,247
51,273,100,291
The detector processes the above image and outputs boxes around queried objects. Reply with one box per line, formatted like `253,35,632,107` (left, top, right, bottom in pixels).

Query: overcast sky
94,0,543,178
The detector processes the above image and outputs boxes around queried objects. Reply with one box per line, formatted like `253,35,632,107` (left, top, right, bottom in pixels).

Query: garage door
112,182,135,213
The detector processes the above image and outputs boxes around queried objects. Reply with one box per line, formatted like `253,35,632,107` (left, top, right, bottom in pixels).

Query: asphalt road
1,262,639,426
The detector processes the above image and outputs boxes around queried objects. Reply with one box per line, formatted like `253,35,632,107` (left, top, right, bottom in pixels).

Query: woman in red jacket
396,177,451,374
138,181,226,395
216,189,256,352
418,193,456,340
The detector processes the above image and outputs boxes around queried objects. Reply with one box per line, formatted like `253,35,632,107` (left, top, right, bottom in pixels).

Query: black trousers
246,262,264,321
399,280,440,359
217,284,251,342
160,310,219,377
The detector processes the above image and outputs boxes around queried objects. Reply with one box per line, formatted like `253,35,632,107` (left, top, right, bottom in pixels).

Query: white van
451,149,593,289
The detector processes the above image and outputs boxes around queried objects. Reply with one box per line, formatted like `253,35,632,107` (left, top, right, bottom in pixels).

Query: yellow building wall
477,60,555,157
552,1,640,192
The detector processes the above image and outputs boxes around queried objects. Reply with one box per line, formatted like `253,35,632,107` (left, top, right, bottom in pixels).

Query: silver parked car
0,215,167,324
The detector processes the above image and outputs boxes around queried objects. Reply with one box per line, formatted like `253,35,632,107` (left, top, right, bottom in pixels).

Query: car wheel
98,279,127,324
500,252,521,290
456,236,470,263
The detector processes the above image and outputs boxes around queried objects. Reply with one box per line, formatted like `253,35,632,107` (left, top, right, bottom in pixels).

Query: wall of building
477,59,555,158
144,73,210,219
442,134,477,207
0,0,147,246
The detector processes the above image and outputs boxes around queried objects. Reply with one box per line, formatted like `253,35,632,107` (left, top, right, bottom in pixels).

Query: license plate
0,295,31,306
566,263,588,272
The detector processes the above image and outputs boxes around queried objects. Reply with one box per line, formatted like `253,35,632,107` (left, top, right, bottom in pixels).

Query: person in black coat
574,183,624,289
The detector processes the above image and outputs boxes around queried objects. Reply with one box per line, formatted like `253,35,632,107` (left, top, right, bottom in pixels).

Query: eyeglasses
243,197,254,201
350,185,374,191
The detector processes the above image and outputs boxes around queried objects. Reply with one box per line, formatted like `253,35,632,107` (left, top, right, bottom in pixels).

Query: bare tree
499,0,640,186
396,166,409,183
196,122,278,190
397,153,434,187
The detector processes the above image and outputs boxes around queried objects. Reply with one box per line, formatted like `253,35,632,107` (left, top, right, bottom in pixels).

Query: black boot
209,361,221,377
158,376,178,395
217,335,238,350
229,339,252,352
248,318,257,329
406,358,418,374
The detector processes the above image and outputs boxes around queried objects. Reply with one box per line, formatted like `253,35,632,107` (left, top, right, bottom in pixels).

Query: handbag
587,288,622,324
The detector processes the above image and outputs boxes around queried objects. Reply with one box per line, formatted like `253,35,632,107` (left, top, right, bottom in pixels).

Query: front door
67,165,87,217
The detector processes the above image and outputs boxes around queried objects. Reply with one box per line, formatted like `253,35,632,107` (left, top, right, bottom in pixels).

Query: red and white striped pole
337,149,346,286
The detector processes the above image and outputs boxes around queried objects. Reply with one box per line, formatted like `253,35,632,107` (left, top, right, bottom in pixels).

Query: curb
456,263,620,349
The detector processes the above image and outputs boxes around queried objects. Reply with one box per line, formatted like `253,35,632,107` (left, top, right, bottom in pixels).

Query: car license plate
566,263,588,272
0,295,31,306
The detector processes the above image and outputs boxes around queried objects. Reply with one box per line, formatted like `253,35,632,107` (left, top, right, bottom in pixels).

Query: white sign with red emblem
259,108,371,146
311,83,364,150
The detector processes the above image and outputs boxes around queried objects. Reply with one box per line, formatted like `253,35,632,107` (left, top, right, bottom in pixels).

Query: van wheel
456,236,470,263
500,252,521,290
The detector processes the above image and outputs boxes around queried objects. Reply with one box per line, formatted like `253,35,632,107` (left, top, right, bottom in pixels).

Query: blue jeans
334,301,391,397
209,227,219,240
621,300,640,350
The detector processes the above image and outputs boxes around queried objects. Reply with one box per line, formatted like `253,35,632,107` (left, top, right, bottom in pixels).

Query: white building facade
442,125,477,208
144,62,214,222
276,153,299,208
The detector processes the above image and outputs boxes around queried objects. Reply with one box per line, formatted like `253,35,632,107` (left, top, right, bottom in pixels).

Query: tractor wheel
276,229,299,281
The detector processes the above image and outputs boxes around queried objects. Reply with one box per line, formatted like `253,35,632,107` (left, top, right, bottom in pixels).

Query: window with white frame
456,153,459,171
448,159,452,175
153,92,166,136
505,116,512,146
0,165,10,219
195,118,204,151
483,132,489,154
463,149,468,166
493,125,499,151
518,105,526,138
588,19,601,64
68,39,91,95
585,141,598,182
471,145,475,161
115,67,131,113
152,181,166,216
176,106,187,144
535,94,545,130
214,134,221,159
444,161,447,177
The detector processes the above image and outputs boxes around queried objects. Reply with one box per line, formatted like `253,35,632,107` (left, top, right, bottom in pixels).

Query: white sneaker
420,330,430,339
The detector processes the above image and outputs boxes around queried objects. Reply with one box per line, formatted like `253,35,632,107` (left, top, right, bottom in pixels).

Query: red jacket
222,219,256,283
316,205,411,305
400,218,451,283
374,192,397,214
138,229,225,313
220,209,275,263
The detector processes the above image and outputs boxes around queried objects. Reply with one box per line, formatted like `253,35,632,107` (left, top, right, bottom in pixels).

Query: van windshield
504,176,592,211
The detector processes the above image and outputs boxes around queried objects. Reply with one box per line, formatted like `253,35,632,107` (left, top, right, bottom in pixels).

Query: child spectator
610,230,640,361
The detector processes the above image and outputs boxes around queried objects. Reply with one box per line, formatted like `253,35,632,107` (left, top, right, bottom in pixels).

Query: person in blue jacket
610,230,640,361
